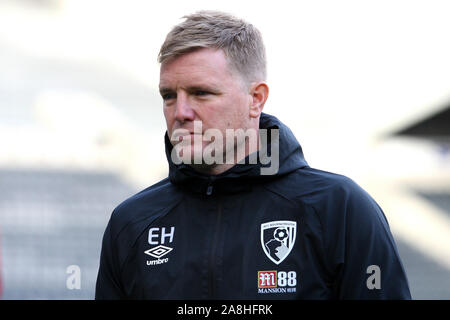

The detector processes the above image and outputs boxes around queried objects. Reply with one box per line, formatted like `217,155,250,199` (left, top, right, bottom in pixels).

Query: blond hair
158,10,266,86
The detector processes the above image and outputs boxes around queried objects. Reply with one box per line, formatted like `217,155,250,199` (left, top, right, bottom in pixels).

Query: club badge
261,220,297,265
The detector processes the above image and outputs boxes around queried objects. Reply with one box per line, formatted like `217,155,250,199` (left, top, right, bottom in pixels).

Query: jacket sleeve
326,179,412,299
95,213,125,299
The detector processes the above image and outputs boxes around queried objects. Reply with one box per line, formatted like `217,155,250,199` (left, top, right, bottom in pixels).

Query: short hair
158,10,266,86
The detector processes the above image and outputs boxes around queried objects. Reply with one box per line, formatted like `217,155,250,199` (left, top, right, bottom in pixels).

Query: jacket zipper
207,183,223,298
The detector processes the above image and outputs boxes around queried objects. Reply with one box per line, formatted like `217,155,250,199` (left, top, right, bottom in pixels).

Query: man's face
159,48,253,164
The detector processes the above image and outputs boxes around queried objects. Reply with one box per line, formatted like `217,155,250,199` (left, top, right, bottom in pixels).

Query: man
95,10,411,299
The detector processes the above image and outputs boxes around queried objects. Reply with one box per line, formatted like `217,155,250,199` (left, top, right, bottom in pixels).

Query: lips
171,132,203,144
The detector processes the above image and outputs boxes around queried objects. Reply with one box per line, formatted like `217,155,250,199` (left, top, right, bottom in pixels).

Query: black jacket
95,113,411,299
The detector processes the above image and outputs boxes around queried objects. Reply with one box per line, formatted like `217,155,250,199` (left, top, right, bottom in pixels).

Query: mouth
170,132,203,143
181,132,202,137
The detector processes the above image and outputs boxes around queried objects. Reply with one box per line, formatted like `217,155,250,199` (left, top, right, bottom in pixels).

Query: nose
174,92,195,123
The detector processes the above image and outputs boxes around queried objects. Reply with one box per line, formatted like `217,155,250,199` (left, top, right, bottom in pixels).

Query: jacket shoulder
295,167,369,204
296,167,385,224
265,167,389,235
265,166,365,205
108,177,182,237
292,167,383,218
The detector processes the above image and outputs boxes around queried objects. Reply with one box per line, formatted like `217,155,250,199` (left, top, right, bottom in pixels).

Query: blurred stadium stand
393,105,450,143
395,186,450,299
396,238,450,299
0,169,136,299
385,103,450,299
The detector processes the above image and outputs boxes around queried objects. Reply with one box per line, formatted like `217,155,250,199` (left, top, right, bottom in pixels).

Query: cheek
163,108,174,132
230,96,250,125
222,95,248,118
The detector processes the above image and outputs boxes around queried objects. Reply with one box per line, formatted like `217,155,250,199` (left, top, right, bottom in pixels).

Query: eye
194,90,210,96
162,93,176,101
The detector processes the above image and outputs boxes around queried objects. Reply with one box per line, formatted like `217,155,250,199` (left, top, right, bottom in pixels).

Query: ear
249,82,269,118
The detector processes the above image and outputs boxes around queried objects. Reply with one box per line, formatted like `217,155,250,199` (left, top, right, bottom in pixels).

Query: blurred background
0,0,449,299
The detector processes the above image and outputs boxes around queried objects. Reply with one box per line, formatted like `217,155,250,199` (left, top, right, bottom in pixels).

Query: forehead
159,48,236,87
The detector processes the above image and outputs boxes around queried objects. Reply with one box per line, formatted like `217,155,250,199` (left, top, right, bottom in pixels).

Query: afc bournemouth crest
261,220,297,265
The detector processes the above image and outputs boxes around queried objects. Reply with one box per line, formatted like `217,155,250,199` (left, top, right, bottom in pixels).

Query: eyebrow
159,84,219,96
159,87,173,96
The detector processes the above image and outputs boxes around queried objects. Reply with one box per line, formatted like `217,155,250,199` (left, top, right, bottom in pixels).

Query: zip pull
206,184,213,196
206,177,216,196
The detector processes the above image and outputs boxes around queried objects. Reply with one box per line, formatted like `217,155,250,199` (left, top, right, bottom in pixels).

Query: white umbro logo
144,245,173,258
145,226,176,266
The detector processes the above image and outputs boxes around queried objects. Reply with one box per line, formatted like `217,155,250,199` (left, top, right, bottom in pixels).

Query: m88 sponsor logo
257,270,297,294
